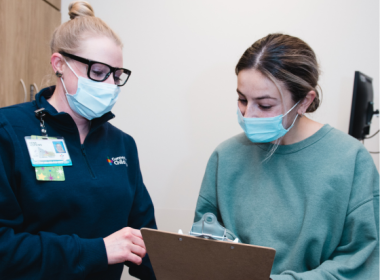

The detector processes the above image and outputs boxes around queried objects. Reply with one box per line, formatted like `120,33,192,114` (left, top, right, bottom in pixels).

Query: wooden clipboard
141,228,276,280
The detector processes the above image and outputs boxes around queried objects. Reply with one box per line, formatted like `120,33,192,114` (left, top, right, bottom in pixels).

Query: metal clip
34,108,48,137
190,213,238,242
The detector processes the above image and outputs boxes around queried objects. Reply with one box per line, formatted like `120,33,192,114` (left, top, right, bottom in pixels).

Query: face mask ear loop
283,100,301,117
288,114,299,129
60,57,79,96
60,78,69,94
63,57,79,78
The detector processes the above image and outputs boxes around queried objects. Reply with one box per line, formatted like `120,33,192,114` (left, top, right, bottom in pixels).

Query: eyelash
238,99,272,110
259,105,272,110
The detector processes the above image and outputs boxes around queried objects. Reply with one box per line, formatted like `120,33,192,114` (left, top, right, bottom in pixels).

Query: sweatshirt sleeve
194,150,222,222
0,119,108,279
124,137,157,280
271,149,379,280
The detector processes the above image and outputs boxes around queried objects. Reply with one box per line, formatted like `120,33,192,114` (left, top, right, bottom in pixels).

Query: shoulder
323,125,364,148
103,122,134,141
321,125,372,160
0,102,37,124
0,102,37,145
102,122,138,149
214,133,253,154
0,104,36,164
317,125,379,202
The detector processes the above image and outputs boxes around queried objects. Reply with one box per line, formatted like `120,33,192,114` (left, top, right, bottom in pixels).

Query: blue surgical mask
60,59,120,120
237,101,300,143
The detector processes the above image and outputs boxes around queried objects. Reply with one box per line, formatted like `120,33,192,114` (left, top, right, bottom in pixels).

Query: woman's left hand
103,227,147,265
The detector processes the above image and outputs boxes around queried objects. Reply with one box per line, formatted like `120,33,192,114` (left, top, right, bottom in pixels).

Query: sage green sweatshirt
194,124,379,280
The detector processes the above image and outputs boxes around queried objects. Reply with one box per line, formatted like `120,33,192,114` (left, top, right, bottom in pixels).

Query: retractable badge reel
35,108,48,137
189,213,239,243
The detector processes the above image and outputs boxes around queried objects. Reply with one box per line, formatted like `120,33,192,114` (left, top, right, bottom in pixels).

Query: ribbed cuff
79,237,108,275
270,275,295,280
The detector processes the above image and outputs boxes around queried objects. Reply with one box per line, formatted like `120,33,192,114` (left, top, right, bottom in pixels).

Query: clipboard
141,228,276,280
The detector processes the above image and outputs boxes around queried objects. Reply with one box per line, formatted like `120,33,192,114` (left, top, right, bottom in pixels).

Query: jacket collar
35,86,115,132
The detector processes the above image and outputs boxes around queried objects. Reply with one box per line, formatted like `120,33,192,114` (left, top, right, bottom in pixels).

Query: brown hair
50,1,123,54
235,33,321,113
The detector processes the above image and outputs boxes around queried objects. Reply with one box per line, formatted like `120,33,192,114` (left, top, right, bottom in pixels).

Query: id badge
25,136,72,167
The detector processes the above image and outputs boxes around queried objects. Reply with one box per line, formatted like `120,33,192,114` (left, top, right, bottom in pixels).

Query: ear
51,53,66,76
297,90,316,115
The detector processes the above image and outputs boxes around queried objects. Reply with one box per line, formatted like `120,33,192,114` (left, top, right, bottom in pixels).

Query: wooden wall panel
43,0,60,11
0,0,31,107
0,0,61,107
29,0,61,99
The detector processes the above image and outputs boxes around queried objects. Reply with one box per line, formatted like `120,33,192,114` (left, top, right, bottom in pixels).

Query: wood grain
0,0,61,107
43,0,60,11
141,228,276,280
28,0,61,100
0,0,31,107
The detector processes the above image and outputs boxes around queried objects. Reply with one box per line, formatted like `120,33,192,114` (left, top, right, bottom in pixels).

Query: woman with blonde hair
0,1,156,279
194,33,379,279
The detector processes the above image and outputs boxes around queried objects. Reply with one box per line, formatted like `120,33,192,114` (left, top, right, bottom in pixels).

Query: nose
241,106,257,118
243,108,254,118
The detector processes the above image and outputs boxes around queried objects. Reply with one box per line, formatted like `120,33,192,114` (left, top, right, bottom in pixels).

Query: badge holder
188,213,239,243
25,109,70,181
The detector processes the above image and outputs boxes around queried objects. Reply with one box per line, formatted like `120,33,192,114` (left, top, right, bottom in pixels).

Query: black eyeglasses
59,51,131,87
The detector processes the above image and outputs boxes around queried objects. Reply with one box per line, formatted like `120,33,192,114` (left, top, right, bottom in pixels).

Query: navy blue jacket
0,87,157,279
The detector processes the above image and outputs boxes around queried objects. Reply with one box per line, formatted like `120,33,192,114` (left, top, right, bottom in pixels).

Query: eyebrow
236,89,277,100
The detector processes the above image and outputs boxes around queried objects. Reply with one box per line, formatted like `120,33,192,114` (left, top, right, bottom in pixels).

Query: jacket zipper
81,145,96,179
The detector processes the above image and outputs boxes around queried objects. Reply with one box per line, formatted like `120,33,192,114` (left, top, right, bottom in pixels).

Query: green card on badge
35,166,65,181
31,136,66,181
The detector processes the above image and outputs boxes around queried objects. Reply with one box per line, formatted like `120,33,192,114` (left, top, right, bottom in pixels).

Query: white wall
61,1,379,279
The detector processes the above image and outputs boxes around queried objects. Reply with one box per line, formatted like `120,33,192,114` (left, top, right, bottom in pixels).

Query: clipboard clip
189,213,239,242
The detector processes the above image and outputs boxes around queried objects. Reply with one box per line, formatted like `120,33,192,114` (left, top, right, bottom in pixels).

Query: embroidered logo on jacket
108,156,128,167
107,157,113,165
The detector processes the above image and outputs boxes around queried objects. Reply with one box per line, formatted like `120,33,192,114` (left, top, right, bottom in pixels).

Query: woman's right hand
103,227,146,265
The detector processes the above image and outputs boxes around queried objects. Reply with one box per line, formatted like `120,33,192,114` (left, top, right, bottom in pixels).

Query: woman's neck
47,84,90,144
279,115,324,145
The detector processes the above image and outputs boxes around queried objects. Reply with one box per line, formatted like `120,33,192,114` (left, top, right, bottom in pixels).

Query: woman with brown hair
194,33,379,279
0,1,156,279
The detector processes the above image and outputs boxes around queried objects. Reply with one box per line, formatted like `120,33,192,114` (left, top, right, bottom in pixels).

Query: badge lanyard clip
34,108,48,137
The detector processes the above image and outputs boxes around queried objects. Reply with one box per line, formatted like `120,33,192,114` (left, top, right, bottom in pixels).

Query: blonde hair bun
68,1,95,19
